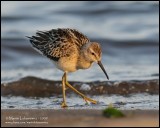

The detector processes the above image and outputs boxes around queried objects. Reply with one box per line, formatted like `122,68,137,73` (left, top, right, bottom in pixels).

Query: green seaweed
103,106,125,118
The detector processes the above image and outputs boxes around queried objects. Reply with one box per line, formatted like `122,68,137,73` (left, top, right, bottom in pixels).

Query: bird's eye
91,52,95,55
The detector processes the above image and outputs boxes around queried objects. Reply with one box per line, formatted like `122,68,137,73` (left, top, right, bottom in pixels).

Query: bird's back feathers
27,28,90,61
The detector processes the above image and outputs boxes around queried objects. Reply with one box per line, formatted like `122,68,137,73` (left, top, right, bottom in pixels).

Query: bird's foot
84,98,89,105
61,102,68,108
82,96,97,104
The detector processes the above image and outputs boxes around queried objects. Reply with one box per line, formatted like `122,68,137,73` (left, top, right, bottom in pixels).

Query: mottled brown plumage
28,28,90,61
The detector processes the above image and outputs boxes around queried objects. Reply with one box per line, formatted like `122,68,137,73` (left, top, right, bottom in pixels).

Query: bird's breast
76,60,93,70
54,54,78,72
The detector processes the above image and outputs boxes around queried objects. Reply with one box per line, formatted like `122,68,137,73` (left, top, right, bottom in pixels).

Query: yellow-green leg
64,72,97,104
61,73,68,108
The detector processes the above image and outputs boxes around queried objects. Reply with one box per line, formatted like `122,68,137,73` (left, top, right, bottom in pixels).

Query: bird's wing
67,28,90,48
27,28,90,61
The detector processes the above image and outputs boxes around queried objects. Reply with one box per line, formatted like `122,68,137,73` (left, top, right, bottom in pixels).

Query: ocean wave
1,76,159,97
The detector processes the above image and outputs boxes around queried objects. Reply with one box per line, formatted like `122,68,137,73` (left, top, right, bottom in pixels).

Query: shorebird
27,28,109,108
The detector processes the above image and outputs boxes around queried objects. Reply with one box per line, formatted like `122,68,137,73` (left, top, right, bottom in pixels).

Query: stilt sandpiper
27,28,109,108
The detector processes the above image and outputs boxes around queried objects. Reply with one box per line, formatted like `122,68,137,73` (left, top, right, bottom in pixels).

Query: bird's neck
76,51,93,70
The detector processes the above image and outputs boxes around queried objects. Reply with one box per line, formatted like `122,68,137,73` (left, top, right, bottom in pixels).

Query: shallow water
1,1,159,109
1,94,159,109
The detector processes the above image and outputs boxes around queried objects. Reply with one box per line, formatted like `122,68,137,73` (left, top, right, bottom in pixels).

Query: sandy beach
1,109,159,127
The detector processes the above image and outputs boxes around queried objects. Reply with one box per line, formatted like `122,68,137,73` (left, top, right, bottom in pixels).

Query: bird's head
83,42,109,80
86,42,102,62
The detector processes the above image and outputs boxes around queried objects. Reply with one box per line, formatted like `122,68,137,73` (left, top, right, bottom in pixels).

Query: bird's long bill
98,61,109,80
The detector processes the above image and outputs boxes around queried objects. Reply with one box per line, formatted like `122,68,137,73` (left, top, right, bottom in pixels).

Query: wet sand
1,109,159,127
1,76,159,97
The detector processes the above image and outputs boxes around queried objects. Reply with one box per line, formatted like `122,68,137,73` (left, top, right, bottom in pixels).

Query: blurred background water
1,1,159,83
1,1,159,109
